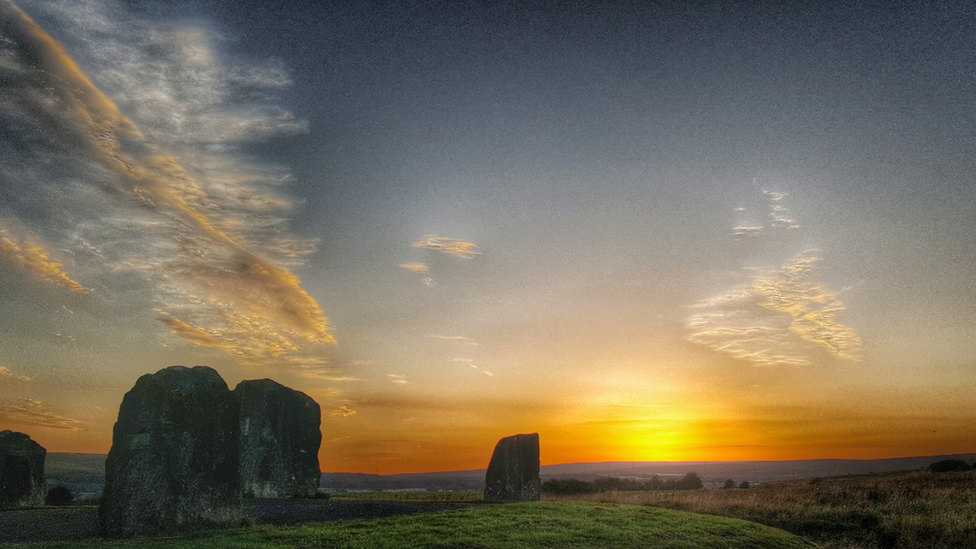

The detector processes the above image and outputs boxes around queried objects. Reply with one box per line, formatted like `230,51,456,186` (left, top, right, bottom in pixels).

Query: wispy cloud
399,262,429,273
2,1,333,370
412,236,480,259
731,190,800,239
0,367,32,383
0,399,82,430
0,221,87,293
451,358,493,376
732,226,764,239
387,374,409,385
330,405,356,418
753,253,862,360
687,251,861,366
430,335,479,346
763,190,800,229
274,356,357,382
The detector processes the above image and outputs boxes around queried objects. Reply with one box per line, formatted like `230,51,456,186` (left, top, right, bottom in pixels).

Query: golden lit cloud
0,367,32,383
1,2,334,370
0,399,82,431
753,253,862,360
155,314,235,350
687,251,861,366
399,262,429,273
331,405,357,417
412,236,480,258
0,221,87,294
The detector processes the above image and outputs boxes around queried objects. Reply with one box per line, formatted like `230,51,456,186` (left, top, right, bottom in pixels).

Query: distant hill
537,453,976,484
44,452,976,495
44,453,107,499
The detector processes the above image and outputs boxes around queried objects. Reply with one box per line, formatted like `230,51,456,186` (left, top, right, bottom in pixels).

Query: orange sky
2,0,976,475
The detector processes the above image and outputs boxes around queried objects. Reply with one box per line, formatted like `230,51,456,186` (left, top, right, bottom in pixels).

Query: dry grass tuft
545,470,976,549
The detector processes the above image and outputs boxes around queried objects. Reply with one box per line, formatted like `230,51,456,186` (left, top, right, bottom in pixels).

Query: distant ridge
45,452,976,494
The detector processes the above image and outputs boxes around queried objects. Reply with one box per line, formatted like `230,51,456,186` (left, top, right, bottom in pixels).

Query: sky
1,0,975,474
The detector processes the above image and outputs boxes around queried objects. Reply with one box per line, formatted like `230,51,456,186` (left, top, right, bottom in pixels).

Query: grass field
328,490,483,502
4,501,814,549
549,470,976,549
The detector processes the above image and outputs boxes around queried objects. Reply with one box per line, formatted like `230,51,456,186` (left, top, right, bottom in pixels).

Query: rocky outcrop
99,366,241,538
234,379,321,498
0,430,46,507
484,432,540,502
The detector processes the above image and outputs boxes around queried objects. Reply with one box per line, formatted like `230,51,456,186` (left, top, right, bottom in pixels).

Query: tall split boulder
0,430,46,507
99,366,242,538
234,378,321,498
484,432,540,502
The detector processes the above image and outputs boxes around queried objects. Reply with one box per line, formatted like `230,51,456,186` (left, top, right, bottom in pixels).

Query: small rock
484,433,540,502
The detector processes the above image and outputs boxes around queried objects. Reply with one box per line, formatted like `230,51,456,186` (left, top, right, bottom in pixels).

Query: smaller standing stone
235,379,322,498
484,432,540,502
0,430,46,507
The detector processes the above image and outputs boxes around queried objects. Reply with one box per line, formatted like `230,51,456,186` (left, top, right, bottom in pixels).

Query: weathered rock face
99,366,241,538
234,379,321,498
484,432,540,502
0,430,46,507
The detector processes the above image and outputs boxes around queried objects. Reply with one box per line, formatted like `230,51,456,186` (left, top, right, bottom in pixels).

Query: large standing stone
99,366,241,538
0,430,45,507
234,379,321,498
484,432,540,502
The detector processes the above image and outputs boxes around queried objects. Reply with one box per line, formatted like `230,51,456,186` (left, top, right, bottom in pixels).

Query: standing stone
99,366,241,538
234,379,321,498
0,430,45,507
484,432,540,502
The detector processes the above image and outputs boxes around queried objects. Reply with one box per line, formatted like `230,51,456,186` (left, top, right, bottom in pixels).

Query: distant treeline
928,459,976,473
542,473,703,495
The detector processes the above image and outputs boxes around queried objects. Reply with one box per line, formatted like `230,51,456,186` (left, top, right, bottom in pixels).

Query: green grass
328,490,483,502
5,502,814,549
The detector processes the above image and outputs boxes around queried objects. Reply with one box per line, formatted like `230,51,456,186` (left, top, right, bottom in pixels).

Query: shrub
541,479,599,495
674,472,703,490
45,485,73,506
929,459,971,473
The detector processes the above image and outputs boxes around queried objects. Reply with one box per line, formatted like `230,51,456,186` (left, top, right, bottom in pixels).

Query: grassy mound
6,502,814,548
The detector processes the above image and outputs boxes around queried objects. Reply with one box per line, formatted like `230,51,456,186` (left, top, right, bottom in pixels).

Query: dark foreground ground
0,499,482,543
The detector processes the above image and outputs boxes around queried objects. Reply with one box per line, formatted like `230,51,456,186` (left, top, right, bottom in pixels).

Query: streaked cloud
399,262,429,273
387,374,409,385
412,236,480,259
0,221,87,294
687,251,862,366
275,356,357,382
732,226,764,239
753,253,862,360
451,358,493,376
763,190,800,230
731,191,800,239
1,1,334,370
330,405,357,418
0,367,32,383
430,335,479,346
0,399,82,430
